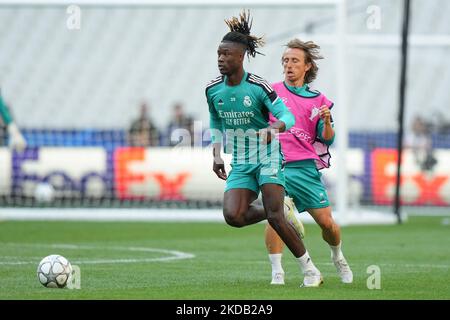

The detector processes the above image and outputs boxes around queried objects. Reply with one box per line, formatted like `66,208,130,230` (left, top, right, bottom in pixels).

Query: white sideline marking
0,243,195,265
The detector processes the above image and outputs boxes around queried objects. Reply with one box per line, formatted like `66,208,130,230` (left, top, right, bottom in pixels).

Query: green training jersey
206,71,294,164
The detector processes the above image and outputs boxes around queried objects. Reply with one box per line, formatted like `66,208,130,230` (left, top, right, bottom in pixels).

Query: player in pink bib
265,39,353,286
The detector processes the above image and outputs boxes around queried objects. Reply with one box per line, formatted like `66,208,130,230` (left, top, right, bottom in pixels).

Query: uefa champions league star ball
37,255,72,288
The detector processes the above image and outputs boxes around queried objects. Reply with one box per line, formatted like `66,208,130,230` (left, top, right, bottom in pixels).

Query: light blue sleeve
317,118,335,145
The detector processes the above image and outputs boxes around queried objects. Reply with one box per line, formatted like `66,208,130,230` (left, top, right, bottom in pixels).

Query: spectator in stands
167,103,195,147
406,115,437,172
128,102,160,147
432,110,450,135
0,89,27,151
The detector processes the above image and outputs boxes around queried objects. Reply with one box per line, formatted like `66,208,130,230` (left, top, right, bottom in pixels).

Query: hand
319,105,331,125
257,127,275,144
7,122,27,152
213,157,227,180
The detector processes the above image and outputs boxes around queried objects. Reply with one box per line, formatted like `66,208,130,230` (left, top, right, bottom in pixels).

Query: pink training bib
269,82,334,169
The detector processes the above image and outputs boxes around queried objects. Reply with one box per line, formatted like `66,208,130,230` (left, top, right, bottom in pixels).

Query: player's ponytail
222,10,265,59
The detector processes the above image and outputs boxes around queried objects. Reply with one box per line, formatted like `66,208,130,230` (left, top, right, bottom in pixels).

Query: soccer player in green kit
0,89,26,151
206,11,322,287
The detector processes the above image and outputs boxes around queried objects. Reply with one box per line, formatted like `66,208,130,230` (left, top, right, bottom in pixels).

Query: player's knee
224,216,245,228
317,215,335,231
223,208,245,228
266,211,283,229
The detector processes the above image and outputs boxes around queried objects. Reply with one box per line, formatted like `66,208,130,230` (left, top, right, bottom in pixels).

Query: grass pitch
0,216,448,299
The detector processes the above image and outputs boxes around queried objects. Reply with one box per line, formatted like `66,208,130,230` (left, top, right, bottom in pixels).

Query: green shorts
225,159,285,195
284,160,330,213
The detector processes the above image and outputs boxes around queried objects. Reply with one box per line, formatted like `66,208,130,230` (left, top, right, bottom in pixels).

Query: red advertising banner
372,149,450,205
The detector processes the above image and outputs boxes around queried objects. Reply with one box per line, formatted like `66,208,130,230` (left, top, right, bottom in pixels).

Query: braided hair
222,10,265,59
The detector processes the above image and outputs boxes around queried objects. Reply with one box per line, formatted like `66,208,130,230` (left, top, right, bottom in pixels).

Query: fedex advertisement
371,149,450,205
10,147,112,199
0,146,449,206
114,147,229,201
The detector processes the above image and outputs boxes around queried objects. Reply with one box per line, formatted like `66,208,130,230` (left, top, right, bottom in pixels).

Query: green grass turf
0,216,448,299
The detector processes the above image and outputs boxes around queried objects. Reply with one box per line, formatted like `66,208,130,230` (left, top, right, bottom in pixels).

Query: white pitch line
369,263,450,270
0,261,36,265
232,260,450,270
313,262,450,270
0,243,195,265
71,255,193,264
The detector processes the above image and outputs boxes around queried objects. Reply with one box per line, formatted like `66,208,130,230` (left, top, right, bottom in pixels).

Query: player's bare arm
258,120,286,144
319,105,334,141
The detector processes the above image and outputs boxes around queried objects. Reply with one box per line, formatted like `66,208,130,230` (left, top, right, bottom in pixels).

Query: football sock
330,241,344,260
268,253,283,273
297,251,319,273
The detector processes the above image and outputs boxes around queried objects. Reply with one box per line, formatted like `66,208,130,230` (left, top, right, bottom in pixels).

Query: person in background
128,102,160,147
406,115,437,172
0,89,27,151
167,103,195,147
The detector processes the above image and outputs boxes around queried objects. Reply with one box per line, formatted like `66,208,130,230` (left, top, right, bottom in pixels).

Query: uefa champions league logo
309,106,320,121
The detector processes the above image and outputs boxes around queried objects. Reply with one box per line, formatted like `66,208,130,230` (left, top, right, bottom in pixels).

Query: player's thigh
223,188,258,217
285,166,330,213
260,183,285,216
223,166,259,216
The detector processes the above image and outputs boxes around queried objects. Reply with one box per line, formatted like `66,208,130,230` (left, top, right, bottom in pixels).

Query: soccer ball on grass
37,254,72,288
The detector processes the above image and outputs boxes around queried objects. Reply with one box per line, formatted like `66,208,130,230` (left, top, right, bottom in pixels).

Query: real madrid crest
243,95,252,107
